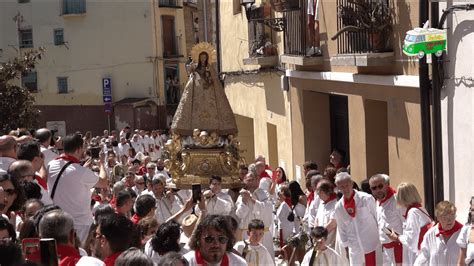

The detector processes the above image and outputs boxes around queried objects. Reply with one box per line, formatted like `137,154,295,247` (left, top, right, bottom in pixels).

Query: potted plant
331,0,394,52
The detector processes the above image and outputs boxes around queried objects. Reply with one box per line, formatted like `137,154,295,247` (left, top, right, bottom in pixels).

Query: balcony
159,0,182,8
281,0,323,66
242,4,279,68
330,0,395,66
62,0,86,16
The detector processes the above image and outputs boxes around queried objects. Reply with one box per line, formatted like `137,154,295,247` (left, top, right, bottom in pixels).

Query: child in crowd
302,226,344,265
234,219,274,266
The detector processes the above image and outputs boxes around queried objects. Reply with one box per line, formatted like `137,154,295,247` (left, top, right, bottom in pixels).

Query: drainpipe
418,0,435,217
215,0,221,74
430,0,444,205
203,0,208,42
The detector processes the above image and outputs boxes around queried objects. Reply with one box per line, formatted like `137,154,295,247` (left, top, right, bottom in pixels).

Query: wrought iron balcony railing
333,0,393,54
283,0,308,56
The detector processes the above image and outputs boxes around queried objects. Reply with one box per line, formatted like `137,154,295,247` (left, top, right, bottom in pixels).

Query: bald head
0,135,17,158
8,160,34,182
35,128,52,146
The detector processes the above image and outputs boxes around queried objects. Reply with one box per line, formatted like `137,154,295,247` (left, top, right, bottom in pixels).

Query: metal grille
283,0,307,56
335,0,393,54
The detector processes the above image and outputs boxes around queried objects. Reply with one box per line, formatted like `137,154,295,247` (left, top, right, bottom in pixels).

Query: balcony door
162,15,177,57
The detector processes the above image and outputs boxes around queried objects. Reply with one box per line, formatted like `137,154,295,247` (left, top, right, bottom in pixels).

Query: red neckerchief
403,203,422,219
109,196,116,208
260,171,271,180
307,191,314,206
378,186,396,205
436,220,463,237
195,250,229,266
34,175,48,190
323,193,337,204
131,213,141,224
103,252,122,266
343,191,356,217
56,154,80,163
57,244,81,266
138,165,147,175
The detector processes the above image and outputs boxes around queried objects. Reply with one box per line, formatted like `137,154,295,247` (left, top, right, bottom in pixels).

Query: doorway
330,95,350,166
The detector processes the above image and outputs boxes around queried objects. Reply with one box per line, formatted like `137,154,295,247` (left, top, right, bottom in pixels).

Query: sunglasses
203,235,228,244
370,184,384,191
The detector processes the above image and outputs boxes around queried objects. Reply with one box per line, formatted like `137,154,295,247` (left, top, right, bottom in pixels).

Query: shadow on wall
442,19,474,202
264,73,286,116
393,0,416,74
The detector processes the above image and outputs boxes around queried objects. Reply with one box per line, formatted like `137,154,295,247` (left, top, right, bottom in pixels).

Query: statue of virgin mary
171,42,238,136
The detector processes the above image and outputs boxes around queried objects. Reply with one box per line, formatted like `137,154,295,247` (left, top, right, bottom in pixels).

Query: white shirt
118,142,130,158
40,146,58,167
457,225,474,265
153,195,181,224
0,157,15,174
184,250,247,266
376,194,404,244
334,190,380,265
414,224,462,265
47,159,98,226
305,194,321,229
206,195,233,216
236,188,274,257
234,241,274,266
277,201,294,242
76,256,105,266
315,197,337,247
398,206,432,265
302,246,344,265
130,139,144,153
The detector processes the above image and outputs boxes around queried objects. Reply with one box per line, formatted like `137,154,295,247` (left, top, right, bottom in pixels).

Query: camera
87,146,101,159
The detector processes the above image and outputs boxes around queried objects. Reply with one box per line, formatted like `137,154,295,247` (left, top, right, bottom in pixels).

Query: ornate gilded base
170,148,243,189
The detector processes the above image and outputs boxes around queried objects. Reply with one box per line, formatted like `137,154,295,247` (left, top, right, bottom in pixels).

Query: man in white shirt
150,174,180,224
0,135,17,174
47,134,108,245
314,179,338,247
117,137,130,158
369,174,404,265
130,134,144,154
35,128,58,167
184,215,247,266
236,169,274,256
334,172,381,265
203,175,233,216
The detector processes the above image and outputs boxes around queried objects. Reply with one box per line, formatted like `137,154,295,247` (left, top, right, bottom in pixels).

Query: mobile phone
382,227,393,235
39,238,58,266
90,147,101,159
192,183,202,204
22,238,41,263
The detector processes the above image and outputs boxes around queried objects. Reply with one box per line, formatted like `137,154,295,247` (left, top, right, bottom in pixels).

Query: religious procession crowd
0,126,473,266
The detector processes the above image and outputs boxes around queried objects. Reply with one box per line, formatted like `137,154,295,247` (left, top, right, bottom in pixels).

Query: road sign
103,96,112,103
103,78,112,96
104,103,112,114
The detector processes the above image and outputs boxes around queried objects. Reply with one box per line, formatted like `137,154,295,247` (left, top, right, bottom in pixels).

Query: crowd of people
0,126,473,265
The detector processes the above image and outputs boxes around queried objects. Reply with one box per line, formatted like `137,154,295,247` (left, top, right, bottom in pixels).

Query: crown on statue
190,42,217,64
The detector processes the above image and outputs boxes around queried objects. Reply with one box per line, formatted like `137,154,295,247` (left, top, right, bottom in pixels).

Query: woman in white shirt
289,181,307,233
276,185,293,247
387,182,433,265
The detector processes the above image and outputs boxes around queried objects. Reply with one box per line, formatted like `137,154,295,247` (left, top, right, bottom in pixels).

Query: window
19,29,33,48
159,0,180,7
18,0,30,3
233,0,242,15
22,71,37,92
57,77,68,93
54,29,64,45
162,15,178,57
62,0,86,15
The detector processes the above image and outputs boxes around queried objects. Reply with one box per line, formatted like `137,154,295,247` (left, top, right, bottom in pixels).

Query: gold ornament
190,42,217,64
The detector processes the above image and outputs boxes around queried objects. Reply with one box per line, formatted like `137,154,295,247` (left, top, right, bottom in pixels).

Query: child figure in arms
307,0,321,56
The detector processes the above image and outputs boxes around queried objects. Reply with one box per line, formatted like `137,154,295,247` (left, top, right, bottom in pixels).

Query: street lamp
240,0,256,19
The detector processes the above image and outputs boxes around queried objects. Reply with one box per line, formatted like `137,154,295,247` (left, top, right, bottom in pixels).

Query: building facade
0,0,189,135
219,0,424,190
441,3,474,223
